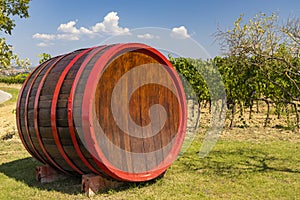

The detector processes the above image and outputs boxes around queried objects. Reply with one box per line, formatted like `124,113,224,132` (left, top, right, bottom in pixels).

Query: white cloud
33,11,130,45
36,42,49,47
57,21,80,34
32,33,79,41
57,21,95,36
171,26,190,39
79,27,94,35
137,33,159,39
33,33,56,40
92,12,130,35
56,34,80,41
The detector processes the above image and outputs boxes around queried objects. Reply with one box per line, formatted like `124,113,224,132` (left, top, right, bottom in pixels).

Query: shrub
0,73,29,84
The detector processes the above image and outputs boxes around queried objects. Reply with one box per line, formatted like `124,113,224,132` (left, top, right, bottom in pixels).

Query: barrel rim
82,43,187,181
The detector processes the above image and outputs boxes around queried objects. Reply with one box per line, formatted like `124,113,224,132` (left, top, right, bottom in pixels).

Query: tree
38,53,51,64
215,13,300,127
0,0,31,69
282,17,300,56
216,13,300,100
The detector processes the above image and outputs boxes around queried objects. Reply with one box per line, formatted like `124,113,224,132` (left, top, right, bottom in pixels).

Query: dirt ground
187,98,300,143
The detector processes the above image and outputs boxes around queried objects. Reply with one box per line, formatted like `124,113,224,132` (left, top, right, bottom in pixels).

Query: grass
0,83,299,199
0,84,20,106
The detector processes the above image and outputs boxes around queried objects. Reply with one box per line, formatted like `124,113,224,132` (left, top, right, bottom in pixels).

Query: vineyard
170,55,300,130
170,13,300,130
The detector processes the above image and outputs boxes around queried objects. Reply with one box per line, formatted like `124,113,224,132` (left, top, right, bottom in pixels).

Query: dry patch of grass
0,84,21,142
197,99,300,143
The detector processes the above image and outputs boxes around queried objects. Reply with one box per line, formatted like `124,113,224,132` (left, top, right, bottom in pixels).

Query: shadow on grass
0,157,83,195
0,157,162,195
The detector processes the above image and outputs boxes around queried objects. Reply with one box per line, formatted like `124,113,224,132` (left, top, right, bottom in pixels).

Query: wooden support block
82,174,124,197
36,165,68,183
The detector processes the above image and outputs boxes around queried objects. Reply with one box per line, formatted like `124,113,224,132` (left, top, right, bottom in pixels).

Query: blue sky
5,0,300,66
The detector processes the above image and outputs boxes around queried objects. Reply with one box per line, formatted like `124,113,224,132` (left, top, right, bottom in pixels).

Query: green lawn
0,136,299,200
0,84,299,199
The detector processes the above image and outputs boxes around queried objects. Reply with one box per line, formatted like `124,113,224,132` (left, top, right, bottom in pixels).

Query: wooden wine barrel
16,43,187,182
